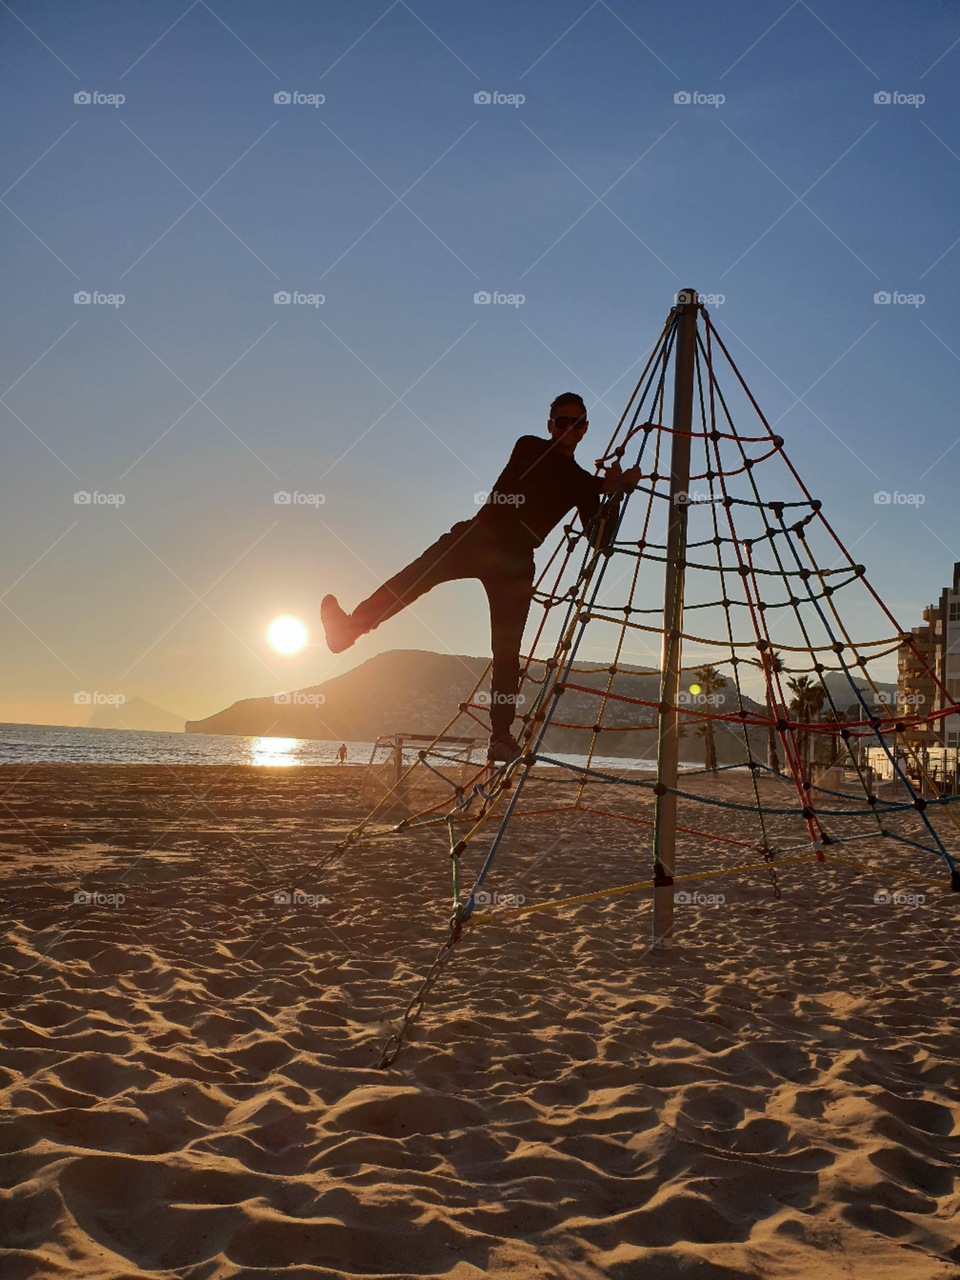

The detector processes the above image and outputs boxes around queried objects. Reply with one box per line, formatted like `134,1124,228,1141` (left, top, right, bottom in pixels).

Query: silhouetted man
321,393,639,761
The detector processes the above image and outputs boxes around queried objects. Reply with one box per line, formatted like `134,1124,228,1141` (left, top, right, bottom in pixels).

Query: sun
268,616,307,654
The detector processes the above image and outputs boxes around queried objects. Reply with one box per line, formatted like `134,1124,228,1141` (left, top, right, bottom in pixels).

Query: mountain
821,673,898,714
185,649,768,764
88,696,185,733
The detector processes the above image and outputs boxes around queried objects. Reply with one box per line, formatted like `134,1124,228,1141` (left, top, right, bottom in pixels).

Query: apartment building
937,561,960,749
896,560,960,749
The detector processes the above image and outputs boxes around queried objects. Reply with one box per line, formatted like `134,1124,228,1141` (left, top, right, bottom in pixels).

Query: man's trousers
351,519,535,737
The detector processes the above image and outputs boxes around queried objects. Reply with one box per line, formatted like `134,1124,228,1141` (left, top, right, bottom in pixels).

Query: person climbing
336,743,347,765
320,393,640,761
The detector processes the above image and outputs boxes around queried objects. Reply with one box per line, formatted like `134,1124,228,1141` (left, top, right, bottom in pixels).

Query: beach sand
1,762,958,1279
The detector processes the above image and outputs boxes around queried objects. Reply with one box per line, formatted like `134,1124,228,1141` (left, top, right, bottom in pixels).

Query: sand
1,762,958,1279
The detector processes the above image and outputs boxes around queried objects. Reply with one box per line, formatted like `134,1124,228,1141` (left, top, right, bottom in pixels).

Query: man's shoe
321,595,359,653
487,733,520,763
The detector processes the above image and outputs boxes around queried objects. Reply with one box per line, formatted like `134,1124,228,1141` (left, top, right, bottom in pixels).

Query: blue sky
2,0,960,724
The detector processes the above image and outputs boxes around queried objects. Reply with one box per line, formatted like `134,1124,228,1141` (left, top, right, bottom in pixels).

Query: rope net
329,299,960,1065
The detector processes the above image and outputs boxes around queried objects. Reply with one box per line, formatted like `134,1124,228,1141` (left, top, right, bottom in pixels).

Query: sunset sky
3,0,960,725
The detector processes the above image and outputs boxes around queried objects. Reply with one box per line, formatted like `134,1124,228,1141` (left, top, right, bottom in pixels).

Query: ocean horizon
0,722,704,772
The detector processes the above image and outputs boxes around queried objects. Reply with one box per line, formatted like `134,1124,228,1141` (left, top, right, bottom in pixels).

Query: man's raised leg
322,521,477,653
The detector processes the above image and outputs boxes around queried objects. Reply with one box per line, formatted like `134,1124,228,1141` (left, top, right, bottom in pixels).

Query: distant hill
89,696,185,733
822,673,897,714
185,649,772,764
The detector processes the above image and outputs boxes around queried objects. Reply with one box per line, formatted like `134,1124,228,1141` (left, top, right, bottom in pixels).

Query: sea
0,723,670,772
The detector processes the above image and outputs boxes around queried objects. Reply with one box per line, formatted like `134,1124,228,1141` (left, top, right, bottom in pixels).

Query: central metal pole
652,288,699,951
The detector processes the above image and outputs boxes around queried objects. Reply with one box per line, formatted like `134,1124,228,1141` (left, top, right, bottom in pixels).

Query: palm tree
822,708,847,766
807,684,826,772
788,675,826,780
691,663,726,773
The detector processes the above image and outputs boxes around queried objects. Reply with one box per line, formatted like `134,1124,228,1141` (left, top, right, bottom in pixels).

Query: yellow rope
465,849,950,928
465,854,819,926
822,853,947,890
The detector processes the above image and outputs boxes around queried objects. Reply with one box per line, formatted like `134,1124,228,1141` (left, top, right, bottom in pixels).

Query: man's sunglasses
550,415,587,430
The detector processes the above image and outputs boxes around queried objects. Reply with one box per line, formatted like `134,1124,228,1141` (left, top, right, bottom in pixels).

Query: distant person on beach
321,393,639,761
337,743,347,765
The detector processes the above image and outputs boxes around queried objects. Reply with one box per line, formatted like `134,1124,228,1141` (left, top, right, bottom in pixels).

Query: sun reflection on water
245,736,302,767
